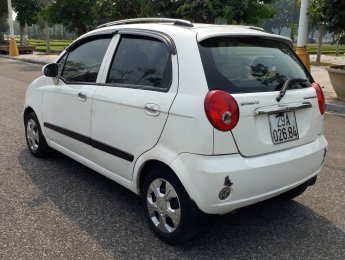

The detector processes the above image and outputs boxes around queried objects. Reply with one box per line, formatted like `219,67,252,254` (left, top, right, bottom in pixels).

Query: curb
325,102,345,114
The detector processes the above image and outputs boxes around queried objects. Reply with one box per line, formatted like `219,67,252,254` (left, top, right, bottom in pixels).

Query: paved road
0,57,344,259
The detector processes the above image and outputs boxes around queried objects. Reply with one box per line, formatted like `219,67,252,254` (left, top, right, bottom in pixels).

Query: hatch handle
254,102,312,115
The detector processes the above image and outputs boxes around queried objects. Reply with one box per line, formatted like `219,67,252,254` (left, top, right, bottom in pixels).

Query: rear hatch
198,35,323,157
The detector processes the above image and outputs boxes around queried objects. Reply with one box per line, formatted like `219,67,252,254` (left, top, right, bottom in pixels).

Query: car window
61,37,112,83
56,53,67,75
199,37,313,94
107,35,172,90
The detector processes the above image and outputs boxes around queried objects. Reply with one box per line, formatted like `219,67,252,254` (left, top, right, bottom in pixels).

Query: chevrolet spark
24,18,328,244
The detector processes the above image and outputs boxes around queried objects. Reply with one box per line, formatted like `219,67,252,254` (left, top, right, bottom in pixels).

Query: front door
42,35,113,160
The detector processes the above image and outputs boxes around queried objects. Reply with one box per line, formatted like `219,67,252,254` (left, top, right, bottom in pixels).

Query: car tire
24,112,50,157
277,176,317,200
142,166,200,244
277,184,308,200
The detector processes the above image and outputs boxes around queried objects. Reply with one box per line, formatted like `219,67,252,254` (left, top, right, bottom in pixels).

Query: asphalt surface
0,57,344,259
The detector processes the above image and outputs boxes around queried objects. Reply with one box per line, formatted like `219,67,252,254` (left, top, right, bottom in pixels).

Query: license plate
268,111,299,144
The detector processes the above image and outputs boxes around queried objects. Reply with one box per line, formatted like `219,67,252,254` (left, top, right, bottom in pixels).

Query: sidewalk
310,54,345,113
1,52,345,113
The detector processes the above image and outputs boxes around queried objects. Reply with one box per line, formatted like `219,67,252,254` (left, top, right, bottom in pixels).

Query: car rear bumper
170,135,328,215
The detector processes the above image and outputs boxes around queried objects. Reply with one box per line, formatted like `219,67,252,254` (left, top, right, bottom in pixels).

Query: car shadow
18,149,345,259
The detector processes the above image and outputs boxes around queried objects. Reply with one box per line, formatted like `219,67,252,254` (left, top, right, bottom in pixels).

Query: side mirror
42,63,59,77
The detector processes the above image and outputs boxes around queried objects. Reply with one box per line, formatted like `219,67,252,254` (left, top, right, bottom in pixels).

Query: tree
226,0,277,25
309,0,345,61
44,0,278,38
0,17,8,41
308,22,317,42
0,0,8,39
288,0,300,41
112,0,154,20
264,0,296,34
337,35,345,56
12,0,41,44
47,0,158,36
150,0,277,25
0,0,7,17
150,0,183,18
97,0,154,24
310,0,345,35
48,0,141,36
41,0,51,54
177,0,223,23
177,0,276,25
47,0,99,36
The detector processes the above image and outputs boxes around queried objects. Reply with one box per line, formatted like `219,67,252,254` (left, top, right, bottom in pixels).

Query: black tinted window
107,36,172,90
199,37,312,94
57,53,67,75
62,37,111,83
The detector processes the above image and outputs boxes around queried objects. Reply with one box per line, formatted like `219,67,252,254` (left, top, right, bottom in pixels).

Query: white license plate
268,111,299,144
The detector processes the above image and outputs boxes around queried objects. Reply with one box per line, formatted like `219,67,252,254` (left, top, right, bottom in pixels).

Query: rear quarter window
198,37,313,94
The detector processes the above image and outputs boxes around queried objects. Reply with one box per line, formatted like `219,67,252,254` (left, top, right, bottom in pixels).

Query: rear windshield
198,37,313,93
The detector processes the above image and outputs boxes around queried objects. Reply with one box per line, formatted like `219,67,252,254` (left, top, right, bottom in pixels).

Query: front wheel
24,112,50,157
142,166,200,244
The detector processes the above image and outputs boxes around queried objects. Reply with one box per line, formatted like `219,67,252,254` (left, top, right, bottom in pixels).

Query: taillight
204,90,239,131
312,83,325,115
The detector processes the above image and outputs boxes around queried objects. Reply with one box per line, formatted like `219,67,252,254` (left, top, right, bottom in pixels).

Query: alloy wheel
146,178,181,233
26,118,39,152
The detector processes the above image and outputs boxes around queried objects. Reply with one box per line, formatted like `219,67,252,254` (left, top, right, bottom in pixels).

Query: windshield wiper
276,78,307,102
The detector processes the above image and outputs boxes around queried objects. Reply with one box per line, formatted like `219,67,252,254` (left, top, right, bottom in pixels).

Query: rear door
198,36,323,156
91,32,178,180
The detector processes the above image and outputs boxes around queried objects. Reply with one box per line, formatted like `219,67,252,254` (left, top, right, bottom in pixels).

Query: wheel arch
137,159,176,195
23,106,48,143
23,106,36,124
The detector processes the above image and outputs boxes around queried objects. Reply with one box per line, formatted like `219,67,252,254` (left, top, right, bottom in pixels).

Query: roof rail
97,18,193,29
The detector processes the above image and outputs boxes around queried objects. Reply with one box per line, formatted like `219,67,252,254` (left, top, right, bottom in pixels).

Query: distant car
24,18,328,244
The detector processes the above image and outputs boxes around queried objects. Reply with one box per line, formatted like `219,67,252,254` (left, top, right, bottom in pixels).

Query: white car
24,18,328,244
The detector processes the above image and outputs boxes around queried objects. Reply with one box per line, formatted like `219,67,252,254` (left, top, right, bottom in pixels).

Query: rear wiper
276,78,307,102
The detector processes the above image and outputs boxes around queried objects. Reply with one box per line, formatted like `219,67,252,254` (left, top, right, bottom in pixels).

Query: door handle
78,92,87,102
144,103,160,117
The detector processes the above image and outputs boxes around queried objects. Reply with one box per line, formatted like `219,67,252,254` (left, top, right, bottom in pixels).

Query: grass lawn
27,39,73,53
306,44,345,55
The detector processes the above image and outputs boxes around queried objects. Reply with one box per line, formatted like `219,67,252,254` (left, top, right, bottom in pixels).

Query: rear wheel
278,184,308,200
142,166,200,244
277,176,317,200
24,112,50,157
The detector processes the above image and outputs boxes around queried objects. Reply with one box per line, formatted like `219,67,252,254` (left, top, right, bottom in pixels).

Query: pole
296,0,310,70
7,0,19,56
